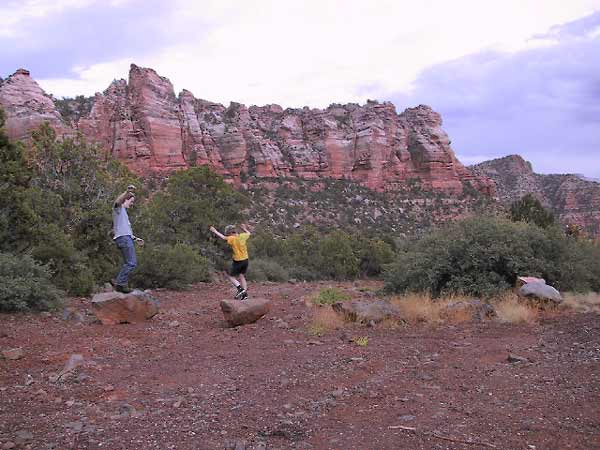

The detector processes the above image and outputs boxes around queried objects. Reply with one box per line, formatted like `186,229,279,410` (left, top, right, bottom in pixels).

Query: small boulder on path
220,298,270,327
91,290,159,325
518,282,562,305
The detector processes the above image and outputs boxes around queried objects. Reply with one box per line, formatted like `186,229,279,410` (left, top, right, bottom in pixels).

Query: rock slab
220,298,270,327
518,282,563,304
91,290,160,325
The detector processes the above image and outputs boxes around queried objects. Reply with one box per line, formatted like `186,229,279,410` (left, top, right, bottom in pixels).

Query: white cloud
37,59,132,97
32,0,600,108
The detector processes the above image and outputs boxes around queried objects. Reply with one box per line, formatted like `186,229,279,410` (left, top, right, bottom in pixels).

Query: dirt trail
1,281,599,450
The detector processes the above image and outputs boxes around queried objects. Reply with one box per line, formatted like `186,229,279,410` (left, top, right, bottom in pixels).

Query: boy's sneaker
240,290,248,300
234,286,245,299
115,284,133,294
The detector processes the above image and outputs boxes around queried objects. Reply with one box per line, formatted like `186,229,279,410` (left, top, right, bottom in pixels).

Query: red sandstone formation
471,155,600,238
0,69,70,142
0,65,494,195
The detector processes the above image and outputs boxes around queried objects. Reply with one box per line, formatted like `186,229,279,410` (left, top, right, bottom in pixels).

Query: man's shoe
115,284,133,294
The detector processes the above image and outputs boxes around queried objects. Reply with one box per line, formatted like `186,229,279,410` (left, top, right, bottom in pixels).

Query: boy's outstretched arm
241,223,252,234
209,226,226,240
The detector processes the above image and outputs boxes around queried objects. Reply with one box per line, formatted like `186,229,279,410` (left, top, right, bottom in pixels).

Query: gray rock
14,430,33,444
51,354,84,382
507,353,530,364
62,308,85,324
2,348,24,360
446,299,496,320
519,282,562,304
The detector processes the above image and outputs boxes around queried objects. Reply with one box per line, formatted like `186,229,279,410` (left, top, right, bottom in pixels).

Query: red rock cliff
471,155,600,238
0,65,493,195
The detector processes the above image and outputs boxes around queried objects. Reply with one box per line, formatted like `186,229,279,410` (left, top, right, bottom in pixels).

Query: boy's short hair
224,225,237,235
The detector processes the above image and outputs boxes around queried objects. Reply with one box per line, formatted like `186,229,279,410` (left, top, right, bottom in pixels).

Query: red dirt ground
1,281,599,450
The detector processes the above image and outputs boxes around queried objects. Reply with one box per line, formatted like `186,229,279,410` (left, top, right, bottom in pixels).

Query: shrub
315,231,360,280
562,292,600,313
287,265,320,282
30,223,95,296
510,193,555,228
357,238,395,277
311,287,351,306
246,257,289,282
0,253,63,312
307,306,345,336
493,293,537,324
384,216,600,298
131,243,210,290
390,293,446,324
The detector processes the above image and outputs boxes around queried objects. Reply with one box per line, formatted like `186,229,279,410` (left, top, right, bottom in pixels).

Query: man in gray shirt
112,188,144,293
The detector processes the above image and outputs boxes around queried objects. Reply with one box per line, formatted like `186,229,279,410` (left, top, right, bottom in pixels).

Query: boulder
332,300,403,324
2,348,24,360
445,299,496,320
518,282,563,304
220,298,270,327
91,290,160,325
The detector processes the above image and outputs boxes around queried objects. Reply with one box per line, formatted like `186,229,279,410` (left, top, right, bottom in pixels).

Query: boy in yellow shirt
209,224,251,300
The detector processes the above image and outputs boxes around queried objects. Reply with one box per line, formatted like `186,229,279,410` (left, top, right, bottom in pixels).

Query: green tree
140,166,246,244
0,108,38,252
510,193,555,229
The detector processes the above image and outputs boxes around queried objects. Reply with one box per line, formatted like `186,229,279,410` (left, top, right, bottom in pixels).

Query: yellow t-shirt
226,233,250,261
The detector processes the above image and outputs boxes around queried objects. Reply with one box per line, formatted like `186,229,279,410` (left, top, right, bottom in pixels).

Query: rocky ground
1,281,599,450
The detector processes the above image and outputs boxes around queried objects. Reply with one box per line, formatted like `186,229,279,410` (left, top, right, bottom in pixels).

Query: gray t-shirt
113,205,133,239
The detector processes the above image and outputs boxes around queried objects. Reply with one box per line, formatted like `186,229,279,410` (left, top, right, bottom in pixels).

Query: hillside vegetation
1,109,599,311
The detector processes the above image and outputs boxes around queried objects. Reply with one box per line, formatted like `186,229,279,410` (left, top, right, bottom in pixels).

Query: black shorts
229,259,249,276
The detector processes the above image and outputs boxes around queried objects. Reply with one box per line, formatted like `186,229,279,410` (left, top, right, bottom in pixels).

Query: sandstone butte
0,64,494,196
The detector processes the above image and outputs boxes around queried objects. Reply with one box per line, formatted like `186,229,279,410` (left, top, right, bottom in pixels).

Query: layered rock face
471,155,600,238
0,65,493,195
0,69,70,141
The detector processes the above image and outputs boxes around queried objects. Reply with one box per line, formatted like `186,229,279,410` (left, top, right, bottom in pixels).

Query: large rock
332,299,403,324
518,282,563,304
91,290,160,325
220,298,270,327
0,69,69,142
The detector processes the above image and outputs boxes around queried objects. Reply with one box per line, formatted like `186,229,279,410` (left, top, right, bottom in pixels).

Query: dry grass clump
561,292,600,313
307,306,346,336
493,293,538,324
444,305,475,324
390,293,440,324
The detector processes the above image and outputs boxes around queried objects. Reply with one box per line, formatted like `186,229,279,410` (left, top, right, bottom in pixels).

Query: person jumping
209,224,252,300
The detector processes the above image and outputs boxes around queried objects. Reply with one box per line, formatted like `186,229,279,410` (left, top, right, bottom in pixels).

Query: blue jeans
115,235,137,285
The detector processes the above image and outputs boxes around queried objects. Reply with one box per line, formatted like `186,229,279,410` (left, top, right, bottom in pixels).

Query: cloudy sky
1,0,599,178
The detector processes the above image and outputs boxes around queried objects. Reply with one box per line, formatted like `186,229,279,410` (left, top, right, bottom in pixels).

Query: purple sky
1,1,599,178
390,12,600,178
